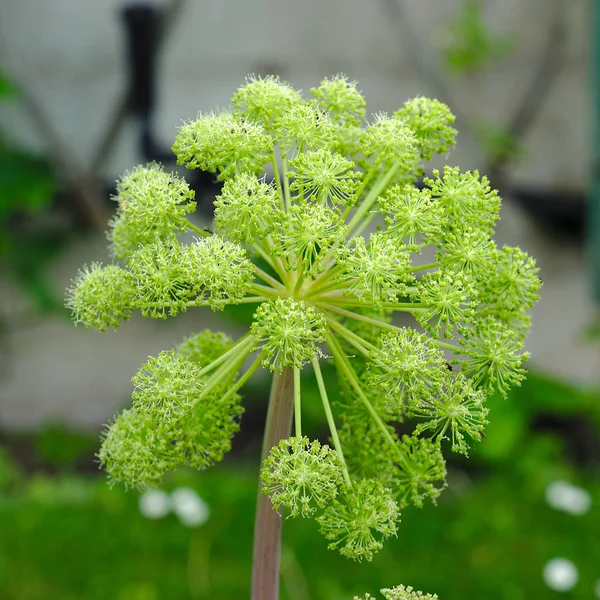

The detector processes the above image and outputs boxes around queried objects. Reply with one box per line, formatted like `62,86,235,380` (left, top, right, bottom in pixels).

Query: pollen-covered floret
363,114,420,177
98,408,176,489
232,74,303,132
424,167,500,235
411,373,489,455
66,262,134,331
282,203,347,273
261,437,344,517
340,233,414,304
395,97,456,160
99,345,244,489
131,350,205,413
380,185,442,247
128,241,198,319
172,112,272,180
214,173,282,244
288,148,361,207
481,246,540,314
380,585,440,600
393,435,447,509
251,297,327,370
311,74,366,126
414,269,476,337
183,236,255,310
108,163,196,260
275,103,334,151
369,328,449,414
460,317,529,397
317,478,399,561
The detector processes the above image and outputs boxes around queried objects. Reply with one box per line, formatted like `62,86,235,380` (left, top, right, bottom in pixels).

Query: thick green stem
252,367,295,600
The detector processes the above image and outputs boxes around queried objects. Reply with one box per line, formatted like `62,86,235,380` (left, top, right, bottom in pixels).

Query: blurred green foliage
0,70,62,313
0,370,598,599
442,1,514,75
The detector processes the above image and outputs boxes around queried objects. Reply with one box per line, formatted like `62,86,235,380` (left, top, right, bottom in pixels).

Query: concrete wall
0,0,597,429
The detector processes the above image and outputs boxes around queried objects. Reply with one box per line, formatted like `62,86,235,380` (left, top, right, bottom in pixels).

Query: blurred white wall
0,0,597,429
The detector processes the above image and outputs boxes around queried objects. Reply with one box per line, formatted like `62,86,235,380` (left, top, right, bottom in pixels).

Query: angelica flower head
66,74,540,561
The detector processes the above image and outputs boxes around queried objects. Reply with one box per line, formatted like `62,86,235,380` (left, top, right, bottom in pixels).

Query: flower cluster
67,74,540,561
355,585,439,600
354,585,438,600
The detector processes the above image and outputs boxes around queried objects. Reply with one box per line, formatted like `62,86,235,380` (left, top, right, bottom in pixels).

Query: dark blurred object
120,3,219,209
122,4,171,163
509,186,586,240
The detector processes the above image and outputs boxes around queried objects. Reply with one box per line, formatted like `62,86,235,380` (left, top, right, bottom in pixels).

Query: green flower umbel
67,74,540,561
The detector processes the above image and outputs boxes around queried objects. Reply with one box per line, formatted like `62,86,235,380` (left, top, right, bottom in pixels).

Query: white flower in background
171,486,210,527
594,579,600,599
545,480,592,516
543,558,579,592
139,489,171,519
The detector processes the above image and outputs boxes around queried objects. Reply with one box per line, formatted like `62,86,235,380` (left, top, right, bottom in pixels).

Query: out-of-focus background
0,1,598,598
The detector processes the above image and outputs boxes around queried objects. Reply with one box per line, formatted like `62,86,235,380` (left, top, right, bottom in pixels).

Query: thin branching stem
311,358,352,487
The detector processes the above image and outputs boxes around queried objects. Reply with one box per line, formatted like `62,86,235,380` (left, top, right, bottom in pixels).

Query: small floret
173,112,272,180
261,437,344,517
311,74,366,126
251,298,327,370
395,97,456,160
380,184,442,247
414,270,476,337
411,374,489,455
460,317,529,397
339,233,414,304
231,74,303,132
288,148,361,207
108,163,196,259
282,203,347,274
363,114,420,178
393,435,447,509
424,167,500,235
214,173,282,244
183,236,255,310
369,328,449,413
317,478,399,561
482,246,540,313
66,262,134,331
177,330,234,367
